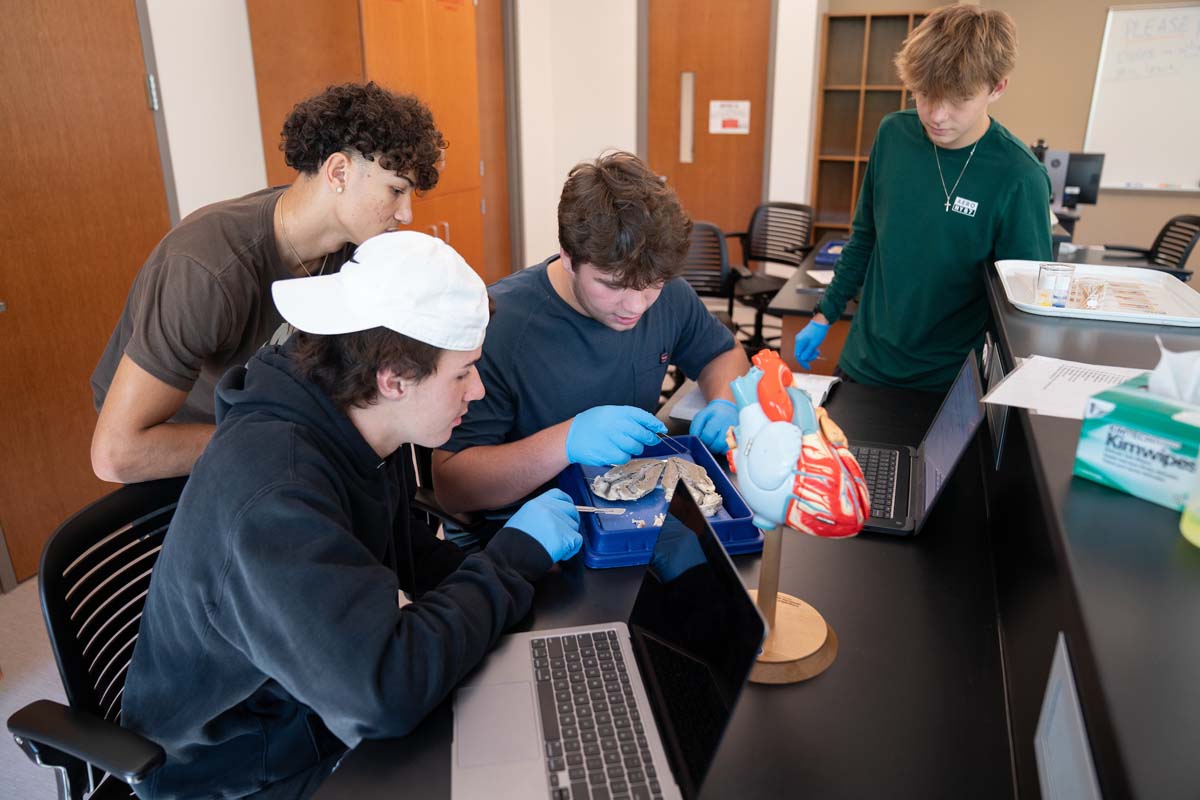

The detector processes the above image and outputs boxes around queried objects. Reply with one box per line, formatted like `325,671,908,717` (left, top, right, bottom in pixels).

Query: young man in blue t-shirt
432,152,750,518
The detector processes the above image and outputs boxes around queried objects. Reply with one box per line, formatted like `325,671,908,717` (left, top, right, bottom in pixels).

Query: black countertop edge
984,263,1200,799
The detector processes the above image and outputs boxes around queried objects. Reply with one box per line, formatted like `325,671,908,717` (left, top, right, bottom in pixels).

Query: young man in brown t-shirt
90,82,446,483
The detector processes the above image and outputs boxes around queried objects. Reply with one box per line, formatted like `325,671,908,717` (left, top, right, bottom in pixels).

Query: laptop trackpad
455,681,539,767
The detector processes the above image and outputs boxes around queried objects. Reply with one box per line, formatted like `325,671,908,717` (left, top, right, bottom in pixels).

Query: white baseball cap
272,231,489,351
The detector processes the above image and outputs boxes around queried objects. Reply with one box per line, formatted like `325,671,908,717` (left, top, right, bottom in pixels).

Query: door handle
679,71,695,164
0,301,6,314
441,221,450,244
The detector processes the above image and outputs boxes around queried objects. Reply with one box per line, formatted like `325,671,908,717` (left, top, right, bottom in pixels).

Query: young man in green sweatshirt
794,4,1052,391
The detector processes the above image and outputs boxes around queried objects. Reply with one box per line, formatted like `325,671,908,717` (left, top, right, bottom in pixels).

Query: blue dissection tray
557,435,762,569
813,240,846,266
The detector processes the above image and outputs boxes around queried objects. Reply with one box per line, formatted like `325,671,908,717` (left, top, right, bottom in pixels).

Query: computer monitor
1043,149,1069,209
1061,153,1105,209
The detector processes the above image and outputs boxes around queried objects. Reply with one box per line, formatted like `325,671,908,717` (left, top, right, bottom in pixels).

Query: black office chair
403,443,486,534
7,477,187,800
680,221,739,334
1104,214,1199,281
730,202,815,350
662,221,747,404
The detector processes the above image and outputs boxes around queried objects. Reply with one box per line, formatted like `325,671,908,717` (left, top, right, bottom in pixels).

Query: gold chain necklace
933,139,978,213
276,195,328,277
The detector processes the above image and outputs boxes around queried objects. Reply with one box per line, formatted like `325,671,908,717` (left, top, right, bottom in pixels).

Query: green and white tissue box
1073,373,1200,511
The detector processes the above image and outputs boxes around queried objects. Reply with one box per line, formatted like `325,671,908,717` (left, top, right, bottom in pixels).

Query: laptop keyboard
532,630,664,800
849,445,899,519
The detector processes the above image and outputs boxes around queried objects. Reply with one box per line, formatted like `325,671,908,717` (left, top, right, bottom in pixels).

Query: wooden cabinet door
475,0,512,279
405,188,486,280
0,1,171,580
362,0,487,281
246,0,366,187
249,1,498,283
362,0,481,196
422,0,482,196
361,0,431,98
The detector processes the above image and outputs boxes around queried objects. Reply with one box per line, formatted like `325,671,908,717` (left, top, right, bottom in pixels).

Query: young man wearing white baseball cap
121,232,582,799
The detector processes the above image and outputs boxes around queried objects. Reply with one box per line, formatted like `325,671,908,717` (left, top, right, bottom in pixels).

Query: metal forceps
654,431,689,456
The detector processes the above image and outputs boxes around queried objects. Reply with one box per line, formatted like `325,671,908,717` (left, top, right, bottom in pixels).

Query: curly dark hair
557,151,692,289
291,327,442,410
281,82,447,191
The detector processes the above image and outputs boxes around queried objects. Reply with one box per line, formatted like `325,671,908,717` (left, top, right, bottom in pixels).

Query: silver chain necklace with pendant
933,139,978,212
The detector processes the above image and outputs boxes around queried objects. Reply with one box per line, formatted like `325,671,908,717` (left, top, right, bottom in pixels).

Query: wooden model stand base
748,527,838,684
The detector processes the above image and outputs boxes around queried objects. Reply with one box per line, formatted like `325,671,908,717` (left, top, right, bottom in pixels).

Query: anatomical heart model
726,350,870,537
725,349,869,683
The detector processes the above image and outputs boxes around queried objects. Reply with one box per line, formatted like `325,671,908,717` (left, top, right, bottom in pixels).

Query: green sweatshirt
818,110,1052,391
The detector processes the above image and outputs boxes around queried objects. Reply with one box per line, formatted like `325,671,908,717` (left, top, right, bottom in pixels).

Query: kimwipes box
1073,374,1200,511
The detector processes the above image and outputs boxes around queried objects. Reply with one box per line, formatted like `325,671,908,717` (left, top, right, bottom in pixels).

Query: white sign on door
708,100,751,135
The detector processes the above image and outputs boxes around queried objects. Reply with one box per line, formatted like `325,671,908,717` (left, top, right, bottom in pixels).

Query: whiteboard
1083,3,1200,192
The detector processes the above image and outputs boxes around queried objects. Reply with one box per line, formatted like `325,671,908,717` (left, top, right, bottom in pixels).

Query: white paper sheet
982,355,1147,420
668,373,840,421
807,270,835,285
708,100,751,134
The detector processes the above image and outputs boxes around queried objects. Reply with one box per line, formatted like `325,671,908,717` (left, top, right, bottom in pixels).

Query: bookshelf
811,12,927,243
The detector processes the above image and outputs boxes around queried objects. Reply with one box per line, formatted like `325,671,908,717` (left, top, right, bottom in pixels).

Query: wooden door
0,1,171,580
246,0,366,187
647,0,771,236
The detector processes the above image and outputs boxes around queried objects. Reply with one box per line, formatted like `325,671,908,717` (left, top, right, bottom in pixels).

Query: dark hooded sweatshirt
122,345,552,799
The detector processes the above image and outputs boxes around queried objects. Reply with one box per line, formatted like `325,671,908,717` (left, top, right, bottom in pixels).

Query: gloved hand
793,320,830,370
565,405,666,466
689,398,738,453
507,489,583,563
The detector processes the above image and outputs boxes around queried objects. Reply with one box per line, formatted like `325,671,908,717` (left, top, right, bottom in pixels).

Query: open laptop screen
627,482,765,799
918,356,984,523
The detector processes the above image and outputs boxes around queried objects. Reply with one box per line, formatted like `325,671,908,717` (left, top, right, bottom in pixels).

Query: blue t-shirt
443,255,736,453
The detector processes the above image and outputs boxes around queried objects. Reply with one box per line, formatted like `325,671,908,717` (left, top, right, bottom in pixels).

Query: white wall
144,0,268,219
514,0,823,262
515,1,639,266
147,0,822,253
767,0,826,204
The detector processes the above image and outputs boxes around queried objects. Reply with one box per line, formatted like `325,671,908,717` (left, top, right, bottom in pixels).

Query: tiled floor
0,577,66,799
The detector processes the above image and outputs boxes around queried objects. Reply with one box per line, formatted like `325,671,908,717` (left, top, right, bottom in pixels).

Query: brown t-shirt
91,187,351,424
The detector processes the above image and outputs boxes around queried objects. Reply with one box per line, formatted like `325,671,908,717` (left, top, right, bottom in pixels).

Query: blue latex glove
689,398,738,453
793,320,830,370
565,405,666,466
507,489,583,563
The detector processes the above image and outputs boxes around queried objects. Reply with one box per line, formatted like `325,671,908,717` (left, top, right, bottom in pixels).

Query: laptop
848,353,985,535
451,482,767,800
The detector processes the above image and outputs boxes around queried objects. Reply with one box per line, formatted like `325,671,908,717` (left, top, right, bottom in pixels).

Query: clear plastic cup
1036,263,1075,308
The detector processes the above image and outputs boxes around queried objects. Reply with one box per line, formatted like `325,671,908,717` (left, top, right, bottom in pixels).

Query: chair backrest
681,221,732,300
1149,214,1200,270
743,202,814,268
402,443,438,529
39,477,187,728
